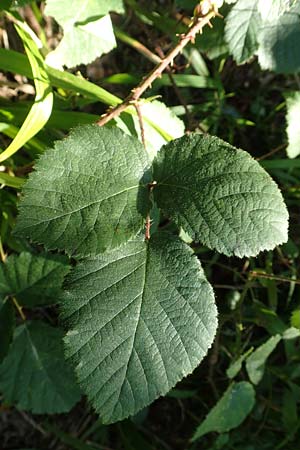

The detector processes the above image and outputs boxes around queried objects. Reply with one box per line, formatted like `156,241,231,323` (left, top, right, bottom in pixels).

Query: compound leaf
0,321,81,414
15,125,151,258
192,382,255,441
0,252,70,308
225,0,261,64
153,133,288,257
61,232,217,423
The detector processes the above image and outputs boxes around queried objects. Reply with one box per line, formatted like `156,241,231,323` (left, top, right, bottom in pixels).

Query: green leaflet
15,125,289,259
224,0,261,64
61,232,217,423
153,133,288,257
245,334,281,384
257,2,300,73
0,252,70,308
226,347,253,379
192,382,255,440
15,125,151,257
45,0,124,68
0,321,81,414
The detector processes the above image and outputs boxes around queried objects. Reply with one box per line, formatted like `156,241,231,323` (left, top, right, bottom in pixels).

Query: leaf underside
153,133,288,257
15,125,151,258
225,0,261,64
61,232,217,423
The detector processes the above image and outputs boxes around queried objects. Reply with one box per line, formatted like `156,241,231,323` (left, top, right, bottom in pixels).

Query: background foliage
0,0,299,449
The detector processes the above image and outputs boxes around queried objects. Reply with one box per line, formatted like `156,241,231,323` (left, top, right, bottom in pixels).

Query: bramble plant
0,0,299,444
13,124,288,423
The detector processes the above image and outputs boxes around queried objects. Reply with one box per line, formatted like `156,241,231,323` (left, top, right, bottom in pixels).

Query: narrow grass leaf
0,24,53,163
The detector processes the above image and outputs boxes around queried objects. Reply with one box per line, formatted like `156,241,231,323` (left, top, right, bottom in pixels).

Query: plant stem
11,296,26,321
96,10,217,126
114,27,162,64
249,271,300,285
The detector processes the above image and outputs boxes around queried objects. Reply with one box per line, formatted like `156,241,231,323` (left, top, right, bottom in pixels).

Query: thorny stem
97,8,219,240
96,10,217,127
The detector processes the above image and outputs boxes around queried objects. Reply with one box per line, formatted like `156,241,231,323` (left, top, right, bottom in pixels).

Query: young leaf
225,0,261,64
257,3,300,73
0,252,70,308
15,125,151,257
285,92,300,159
245,334,281,385
192,382,255,441
61,232,217,423
0,321,81,414
153,133,288,257
45,0,124,68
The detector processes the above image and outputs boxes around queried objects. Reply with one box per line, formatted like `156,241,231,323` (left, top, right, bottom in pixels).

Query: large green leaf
153,133,288,257
0,252,70,307
192,382,255,440
285,91,300,158
225,0,261,64
45,0,124,68
15,125,151,257
257,3,300,73
61,232,217,423
0,321,81,413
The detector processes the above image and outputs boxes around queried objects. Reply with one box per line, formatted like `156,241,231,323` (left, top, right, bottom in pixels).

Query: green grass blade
0,172,25,189
0,23,53,163
0,48,121,106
